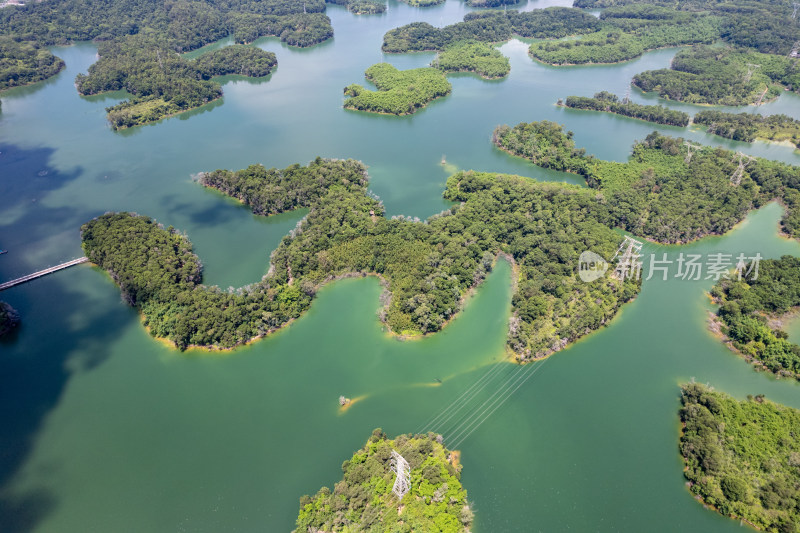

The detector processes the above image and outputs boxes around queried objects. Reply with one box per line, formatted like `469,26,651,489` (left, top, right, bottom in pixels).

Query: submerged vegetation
493,122,800,243
294,429,472,532
434,41,510,79
711,256,800,379
76,38,277,129
83,156,638,358
0,301,20,337
0,36,64,91
562,91,690,127
343,63,451,115
694,111,800,149
633,45,800,106
680,383,800,530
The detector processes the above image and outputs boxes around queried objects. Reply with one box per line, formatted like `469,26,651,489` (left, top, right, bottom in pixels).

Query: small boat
0,250,7,255
434,377,442,384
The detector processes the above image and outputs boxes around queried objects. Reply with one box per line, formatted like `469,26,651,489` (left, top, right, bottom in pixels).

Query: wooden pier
0,257,89,291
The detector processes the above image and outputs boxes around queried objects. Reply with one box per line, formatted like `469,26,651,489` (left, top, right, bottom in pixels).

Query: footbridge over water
0,257,89,291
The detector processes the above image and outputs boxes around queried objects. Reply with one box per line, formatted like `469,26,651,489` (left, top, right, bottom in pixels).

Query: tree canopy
563,91,690,127
343,63,452,115
0,36,64,91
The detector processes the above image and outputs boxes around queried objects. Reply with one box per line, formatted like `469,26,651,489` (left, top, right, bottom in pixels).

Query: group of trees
562,91,690,127
0,301,20,338
528,5,720,65
573,0,800,56
711,256,800,379
381,8,601,53
694,110,800,148
493,122,800,244
633,45,799,105
326,0,386,14
0,36,64,91
680,383,800,531
434,40,510,79
84,155,639,358
75,36,277,129
343,63,452,115
295,429,472,532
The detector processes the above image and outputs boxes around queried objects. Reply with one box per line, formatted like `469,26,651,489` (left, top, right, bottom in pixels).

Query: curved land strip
381,8,601,53
560,92,690,127
493,121,800,243
294,429,472,532
0,301,20,337
76,41,278,129
434,41,510,79
680,383,800,531
83,157,639,358
0,37,64,91
710,256,800,380
574,0,800,56
343,63,452,115
694,111,800,149
633,45,800,106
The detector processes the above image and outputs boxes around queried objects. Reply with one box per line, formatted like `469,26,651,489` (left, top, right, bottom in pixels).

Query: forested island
633,45,799,106
529,5,720,66
710,256,800,380
399,0,444,6
493,122,800,243
294,429,472,532
326,0,386,15
0,0,334,126
83,156,638,358
561,91,690,127
0,36,64,91
434,41,510,79
694,111,800,149
381,8,601,53
0,301,20,337
76,39,277,129
343,63,451,115
680,383,800,531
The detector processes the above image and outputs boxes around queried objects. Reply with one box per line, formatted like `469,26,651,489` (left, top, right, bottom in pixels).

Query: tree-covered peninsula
327,0,386,14
294,429,472,532
561,91,690,127
680,383,800,531
0,36,64,91
493,122,800,243
76,39,277,129
381,8,601,53
528,5,720,65
83,157,639,358
0,301,20,338
694,111,800,149
633,45,800,106
710,256,800,379
434,41,510,79
343,63,451,115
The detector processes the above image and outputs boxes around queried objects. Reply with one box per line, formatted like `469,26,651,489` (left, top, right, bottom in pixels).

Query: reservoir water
2,1,800,531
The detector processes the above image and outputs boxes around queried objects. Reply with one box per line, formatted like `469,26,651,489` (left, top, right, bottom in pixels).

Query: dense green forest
465,0,519,7
680,383,800,530
381,8,601,53
294,429,472,532
343,63,452,115
633,45,800,105
529,6,721,66
83,156,638,357
711,256,800,379
562,91,690,126
0,301,20,338
694,110,800,148
0,36,64,91
493,122,800,243
573,0,800,55
75,38,277,129
434,41,509,79
399,0,444,6
0,0,333,51
326,0,386,14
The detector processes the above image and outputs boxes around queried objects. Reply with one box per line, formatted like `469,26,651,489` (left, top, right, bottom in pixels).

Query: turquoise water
2,1,800,531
